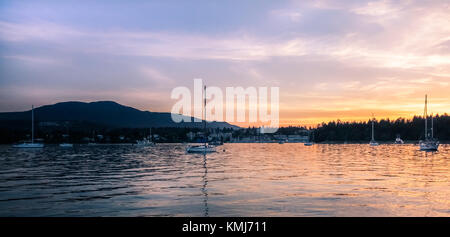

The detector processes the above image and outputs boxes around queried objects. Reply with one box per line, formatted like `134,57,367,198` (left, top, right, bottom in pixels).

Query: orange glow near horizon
194,92,450,128
1,1,449,123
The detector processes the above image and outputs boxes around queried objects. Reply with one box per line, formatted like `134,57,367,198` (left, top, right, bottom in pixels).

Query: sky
0,0,449,126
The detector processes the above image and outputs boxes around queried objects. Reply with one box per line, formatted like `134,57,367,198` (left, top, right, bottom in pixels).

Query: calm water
0,143,449,216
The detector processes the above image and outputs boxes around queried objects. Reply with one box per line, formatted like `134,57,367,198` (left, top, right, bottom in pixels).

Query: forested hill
0,101,238,129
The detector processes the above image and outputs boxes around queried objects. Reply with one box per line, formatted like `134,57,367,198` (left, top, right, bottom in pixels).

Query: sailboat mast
203,85,206,147
371,120,374,141
431,113,434,139
371,114,374,141
424,95,428,139
31,105,34,144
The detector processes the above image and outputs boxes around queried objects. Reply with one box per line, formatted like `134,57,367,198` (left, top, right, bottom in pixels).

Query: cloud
0,0,449,125
351,0,400,16
2,55,62,65
139,66,175,85
0,21,82,42
2,8,450,68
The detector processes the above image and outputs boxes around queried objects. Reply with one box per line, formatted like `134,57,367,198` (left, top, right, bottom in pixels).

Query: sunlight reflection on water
0,143,449,216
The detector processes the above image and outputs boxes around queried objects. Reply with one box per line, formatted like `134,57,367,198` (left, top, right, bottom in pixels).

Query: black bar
1,217,448,236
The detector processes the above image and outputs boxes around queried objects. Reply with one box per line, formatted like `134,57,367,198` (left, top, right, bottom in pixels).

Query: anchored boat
419,95,439,151
394,134,404,144
369,114,379,146
12,105,44,148
187,85,216,153
304,130,314,146
136,128,155,147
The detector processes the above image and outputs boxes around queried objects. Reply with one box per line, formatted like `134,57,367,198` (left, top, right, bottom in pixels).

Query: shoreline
1,141,450,145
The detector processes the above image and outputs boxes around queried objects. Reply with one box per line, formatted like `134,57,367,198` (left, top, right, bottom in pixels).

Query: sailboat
419,95,439,151
59,122,73,147
394,134,404,144
304,130,314,146
12,105,44,148
187,85,216,153
136,128,155,146
369,115,379,146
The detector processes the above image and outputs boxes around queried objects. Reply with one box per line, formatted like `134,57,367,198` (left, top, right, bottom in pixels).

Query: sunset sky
0,0,449,126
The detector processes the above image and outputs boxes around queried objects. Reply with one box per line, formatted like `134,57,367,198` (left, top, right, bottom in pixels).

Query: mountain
0,101,239,129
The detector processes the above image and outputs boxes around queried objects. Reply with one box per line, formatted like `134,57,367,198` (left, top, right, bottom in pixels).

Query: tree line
1,114,449,143
312,114,450,142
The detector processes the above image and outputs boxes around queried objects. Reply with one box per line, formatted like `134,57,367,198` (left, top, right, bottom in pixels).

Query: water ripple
0,143,449,216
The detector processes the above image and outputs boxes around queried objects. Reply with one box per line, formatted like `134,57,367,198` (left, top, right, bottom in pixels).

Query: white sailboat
186,144,216,153
12,105,44,148
369,115,379,146
187,85,216,153
419,95,439,151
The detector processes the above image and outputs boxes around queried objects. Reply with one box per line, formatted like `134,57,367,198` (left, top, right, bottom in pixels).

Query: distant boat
187,85,216,153
419,95,439,151
136,138,154,147
209,140,223,146
369,114,379,146
59,143,73,148
136,128,155,147
12,105,44,148
187,144,217,153
13,142,44,148
394,134,404,144
59,123,73,148
304,130,314,146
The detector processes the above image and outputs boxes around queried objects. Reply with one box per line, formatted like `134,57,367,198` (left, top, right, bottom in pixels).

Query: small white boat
136,128,155,147
136,138,154,147
12,142,44,148
186,144,216,153
59,143,73,148
419,140,439,151
12,105,44,148
394,135,404,144
419,95,439,151
369,140,379,146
